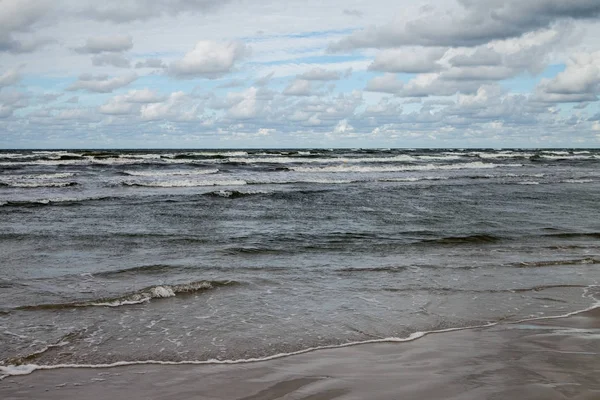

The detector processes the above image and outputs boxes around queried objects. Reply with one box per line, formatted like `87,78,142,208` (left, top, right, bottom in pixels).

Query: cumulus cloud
0,90,29,118
283,79,313,96
168,41,249,79
141,91,199,121
329,0,600,51
369,47,447,73
254,72,274,87
226,87,262,119
99,88,165,115
74,35,133,54
365,73,405,94
0,0,53,53
135,59,167,69
91,53,131,68
534,51,600,103
67,73,138,93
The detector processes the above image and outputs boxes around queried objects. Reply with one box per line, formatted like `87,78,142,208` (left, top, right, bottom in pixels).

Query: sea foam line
2,289,598,380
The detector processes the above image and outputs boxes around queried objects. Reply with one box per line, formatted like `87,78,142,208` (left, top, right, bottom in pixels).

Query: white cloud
369,47,447,73
297,68,342,81
168,40,249,79
141,91,198,120
534,51,600,103
91,53,131,68
283,79,313,96
74,35,133,54
67,73,138,93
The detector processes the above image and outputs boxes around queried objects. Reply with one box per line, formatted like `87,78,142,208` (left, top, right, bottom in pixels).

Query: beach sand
1,308,599,400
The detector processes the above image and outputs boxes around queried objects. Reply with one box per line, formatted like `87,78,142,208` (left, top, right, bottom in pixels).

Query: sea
1,148,599,377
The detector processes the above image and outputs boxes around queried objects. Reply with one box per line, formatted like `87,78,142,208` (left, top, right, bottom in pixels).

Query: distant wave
0,181,78,188
122,169,219,177
422,234,501,245
14,280,239,311
545,232,600,239
121,179,247,187
2,173,77,180
289,162,522,173
204,189,272,198
515,257,599,268
0,196,118,208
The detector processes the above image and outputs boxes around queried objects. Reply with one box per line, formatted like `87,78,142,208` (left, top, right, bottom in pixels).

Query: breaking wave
0,181,78,188
122,169,219,177
289,162,522,173
121,179,247,187
14,280,239,310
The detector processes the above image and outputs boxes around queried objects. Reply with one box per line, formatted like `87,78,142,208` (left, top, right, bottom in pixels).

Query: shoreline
2,305,599,400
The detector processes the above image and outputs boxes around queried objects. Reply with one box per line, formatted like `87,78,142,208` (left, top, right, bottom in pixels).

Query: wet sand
1,308,599,400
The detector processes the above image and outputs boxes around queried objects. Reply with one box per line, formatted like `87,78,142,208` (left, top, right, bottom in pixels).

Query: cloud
74,35,133,54
226,87,261,119
168,40,249,79
100,89,166,115
0,67,21,88
343,9,364,18
0,90,29,118
297,68,342,81
449,47,503,67
533,51,600,103
329,0,600,51
67,73,138,93
135,59,167,69
0,0,53,53
216,79,246,88
140,91,198,121
254,72,274,86
283,79,313,96
91,53,131,68
369,47,447,73
365,73,404,94
80,0,232,23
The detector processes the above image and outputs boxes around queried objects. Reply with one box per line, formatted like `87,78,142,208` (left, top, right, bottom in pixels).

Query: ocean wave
90,264,189,278
545,232,600,239
228,155,420,164
204,189,272,198
121,179,247,187
289,162,522,173
14,280,239,311
422,234,501,245
2,300,598,379
0,196,118,207
514,257,599,268
122,169,219,177
1,173,77,180
561,179,595,184
0,181,78,188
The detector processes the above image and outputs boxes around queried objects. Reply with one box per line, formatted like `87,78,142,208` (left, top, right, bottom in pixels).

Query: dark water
1,148,599,375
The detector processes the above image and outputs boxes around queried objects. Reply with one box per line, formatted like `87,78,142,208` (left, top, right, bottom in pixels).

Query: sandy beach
2,307,599,400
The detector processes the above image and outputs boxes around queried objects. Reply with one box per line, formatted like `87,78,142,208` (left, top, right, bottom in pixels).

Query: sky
1,0,600,148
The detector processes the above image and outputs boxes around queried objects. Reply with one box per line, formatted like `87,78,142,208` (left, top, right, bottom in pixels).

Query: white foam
122,169,219,177
562,179,594,184
2,173,76,180
229,155,419,164
3,293,597,380
290,162,522,173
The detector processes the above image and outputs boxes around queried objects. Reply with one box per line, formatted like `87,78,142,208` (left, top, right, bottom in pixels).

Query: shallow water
1,148,600,372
